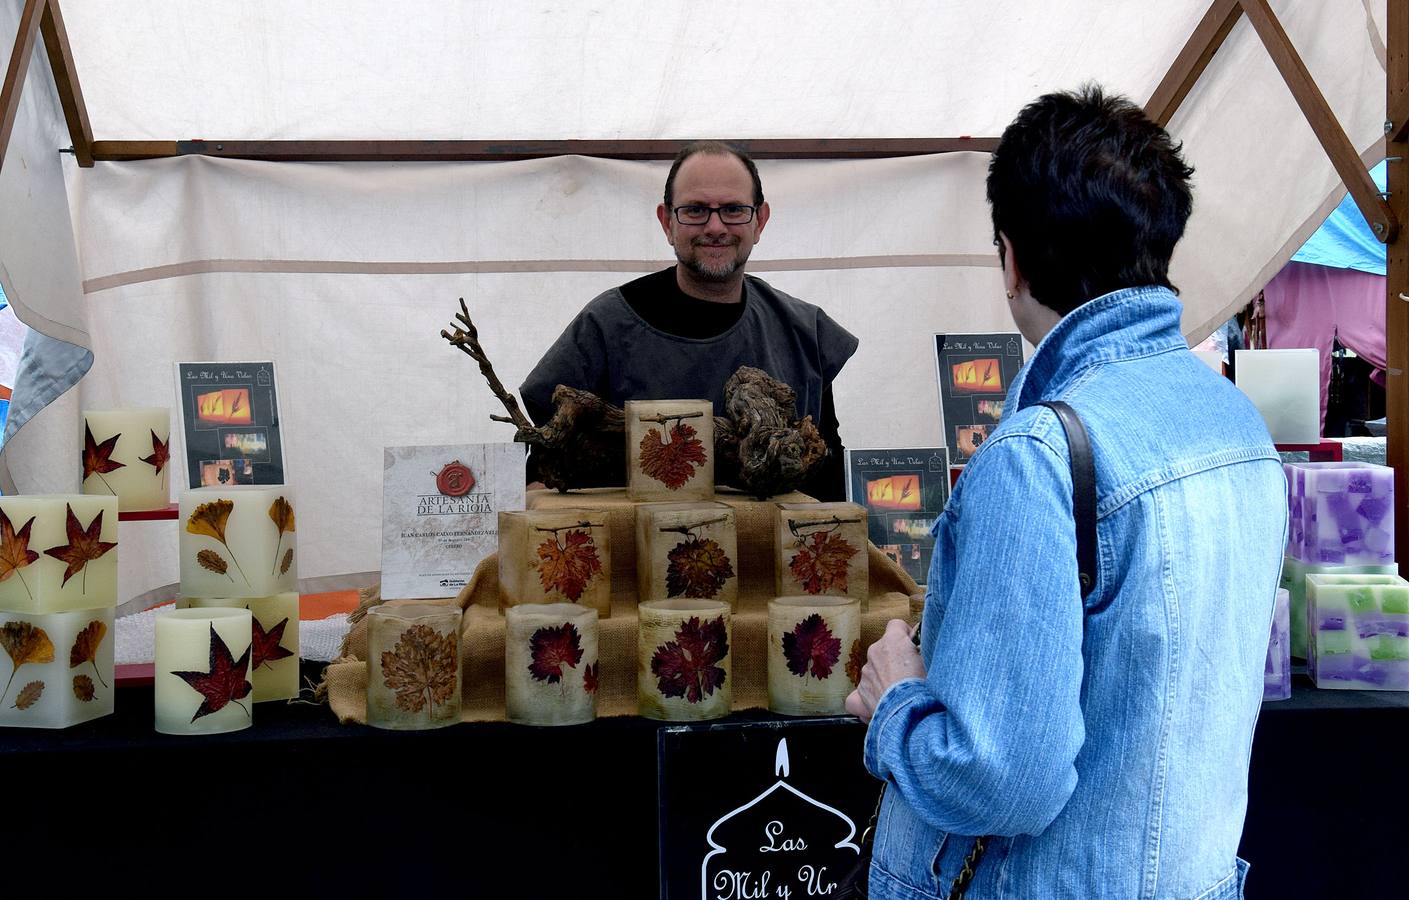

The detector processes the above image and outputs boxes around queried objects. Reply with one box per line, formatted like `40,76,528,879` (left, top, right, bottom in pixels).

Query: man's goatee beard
685,256,739,282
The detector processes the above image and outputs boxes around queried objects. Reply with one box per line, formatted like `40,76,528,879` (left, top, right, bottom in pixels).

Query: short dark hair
987,85,1195,315
664,141,765,208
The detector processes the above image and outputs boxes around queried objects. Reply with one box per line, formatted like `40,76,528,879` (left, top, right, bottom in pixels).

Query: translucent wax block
0,495,119,614
505,603,598,726
1233,348,1320,444
1279,556,1398,658
154,607,253,735
81,408,172,512
775,502,870,610
1306,573,1409,690
635,501,739,609
366,603,461,730
179,486,298,599
179,593,300,702
1263,588,1291,701
625,399,715,501
638,598,731,721
498,509,611,617
1286,462,1394,566
768,596,862,716
0,606,115,728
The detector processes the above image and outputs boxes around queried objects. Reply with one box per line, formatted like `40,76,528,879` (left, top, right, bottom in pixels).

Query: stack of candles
0,494,118,728
1281,462,1398,660
155,485,301,734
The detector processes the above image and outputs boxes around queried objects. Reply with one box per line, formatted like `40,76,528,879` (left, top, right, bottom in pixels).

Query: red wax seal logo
435,460,475,497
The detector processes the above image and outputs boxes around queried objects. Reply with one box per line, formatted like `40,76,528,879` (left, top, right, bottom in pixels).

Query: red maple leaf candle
154,607,253,735
505,602,598,726
80,408,171,512
179,592,299,702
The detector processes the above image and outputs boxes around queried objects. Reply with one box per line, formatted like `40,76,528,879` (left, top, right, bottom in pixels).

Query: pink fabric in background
1262,260,1387,435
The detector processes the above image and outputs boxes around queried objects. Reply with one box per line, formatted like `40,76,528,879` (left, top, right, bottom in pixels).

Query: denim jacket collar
1009,285,1188,411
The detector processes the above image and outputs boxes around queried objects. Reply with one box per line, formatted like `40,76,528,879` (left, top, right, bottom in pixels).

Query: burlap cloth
323,487,921,723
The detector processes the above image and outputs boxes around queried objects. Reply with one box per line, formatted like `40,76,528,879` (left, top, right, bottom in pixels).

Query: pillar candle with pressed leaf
366,603,462,730
638,598,731,721
505,603,598,726
0,606,115,728
179,486,298,599
498,508,611,617
179,592,299,701
81,408,172,512
626,399,715,501
0,494,118,614
775,502,869,610
635,501,738,608
154,607,254,735
767,596,861,716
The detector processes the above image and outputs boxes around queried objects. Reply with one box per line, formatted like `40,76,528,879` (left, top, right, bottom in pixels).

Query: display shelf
1274,440,1344,462
117,503,179,521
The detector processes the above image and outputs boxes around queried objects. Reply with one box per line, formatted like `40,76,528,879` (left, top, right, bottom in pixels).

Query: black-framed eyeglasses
671,204,757,225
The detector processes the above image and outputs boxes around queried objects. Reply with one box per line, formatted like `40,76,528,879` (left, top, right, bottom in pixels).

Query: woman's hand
845,618,927,724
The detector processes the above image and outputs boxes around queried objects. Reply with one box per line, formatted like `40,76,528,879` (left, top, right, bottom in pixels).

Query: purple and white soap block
1286,462,1394,566
1306,573,1409,690
1263,587,1291,701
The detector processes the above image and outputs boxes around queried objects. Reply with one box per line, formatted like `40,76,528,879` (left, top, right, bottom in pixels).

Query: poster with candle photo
175,362,286,488
845,447,950,586
933,332,1025,462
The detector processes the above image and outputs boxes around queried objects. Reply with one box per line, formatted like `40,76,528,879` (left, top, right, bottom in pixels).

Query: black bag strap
1036,400,1098,600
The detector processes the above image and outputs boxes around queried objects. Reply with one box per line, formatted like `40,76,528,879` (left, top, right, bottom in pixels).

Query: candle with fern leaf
179,486,298,599
80,408,171,512
366,603,462,730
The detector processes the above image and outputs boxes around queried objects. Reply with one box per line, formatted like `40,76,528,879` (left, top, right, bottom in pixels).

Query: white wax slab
1234,349,1321,444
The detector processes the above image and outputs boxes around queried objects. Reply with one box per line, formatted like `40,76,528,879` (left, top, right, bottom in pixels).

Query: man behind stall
520,142,858,499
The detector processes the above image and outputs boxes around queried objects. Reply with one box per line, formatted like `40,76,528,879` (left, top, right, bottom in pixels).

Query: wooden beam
39,0,91,166
1387,0,1409,567
1388,87,1409,145
0,0,46,175
1145,0,1243,128
1239,0,1397,242
89,137,1000,163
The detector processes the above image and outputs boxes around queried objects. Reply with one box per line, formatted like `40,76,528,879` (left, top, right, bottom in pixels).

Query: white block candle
179,486,298,599
180,593,300,701
626,399,715,501
0,606,115,728
0,495,118,614
81,408,171,512
366,603,462,730
768,596,862,716
638,598,731,721
505,603,598,726
1234,349,1321,443
154,607,253,735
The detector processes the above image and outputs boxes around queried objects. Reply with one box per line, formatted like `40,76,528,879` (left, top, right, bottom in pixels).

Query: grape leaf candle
635,501,738,609
366,603,462,730
767,596,861,716
505,603,598,726
775,502,869,609
626,400,715,501
638,598,732,721
81,408,171,512
498,508,611,617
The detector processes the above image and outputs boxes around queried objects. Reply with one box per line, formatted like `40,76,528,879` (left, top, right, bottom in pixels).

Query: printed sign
658,719,875,900
175,361,286,488
933,333,1025,462
381,443,526,599
845,447,950,586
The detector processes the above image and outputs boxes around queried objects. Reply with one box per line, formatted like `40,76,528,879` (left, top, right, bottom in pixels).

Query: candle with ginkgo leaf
81,408,172,512
179,486,297,599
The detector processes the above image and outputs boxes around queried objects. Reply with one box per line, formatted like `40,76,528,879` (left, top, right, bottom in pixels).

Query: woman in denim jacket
846,87,1287,899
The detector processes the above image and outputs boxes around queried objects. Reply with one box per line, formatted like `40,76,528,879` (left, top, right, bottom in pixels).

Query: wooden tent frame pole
0,0,44,174
1387,2,1408,568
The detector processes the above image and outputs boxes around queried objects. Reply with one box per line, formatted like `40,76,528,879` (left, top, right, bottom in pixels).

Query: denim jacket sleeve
863,428,1087,837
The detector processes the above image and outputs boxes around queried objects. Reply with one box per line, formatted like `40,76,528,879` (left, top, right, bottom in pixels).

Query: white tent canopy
0,0,1390,607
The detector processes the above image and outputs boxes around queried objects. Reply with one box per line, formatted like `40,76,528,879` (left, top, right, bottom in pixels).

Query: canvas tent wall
0,0,1394,609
